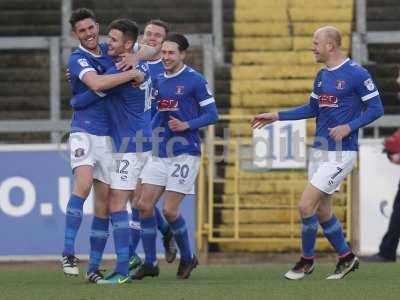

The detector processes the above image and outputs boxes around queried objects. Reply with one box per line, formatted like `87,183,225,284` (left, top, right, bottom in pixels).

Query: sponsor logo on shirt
157,99,179,111
318,94,339,108
335,80,346,90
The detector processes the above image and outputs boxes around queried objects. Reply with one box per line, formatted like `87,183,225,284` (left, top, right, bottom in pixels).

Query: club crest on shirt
175,85,185,95
364,78,375,91
335,80,346,90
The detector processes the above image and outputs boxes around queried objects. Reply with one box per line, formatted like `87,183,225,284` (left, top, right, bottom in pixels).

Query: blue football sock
320,215,350,256
88,217,109,273
62,194,85,256
169,215,192,262
140,216,157,266
301,215,318,258
111,211,130,276
129,208,141,258
155,206,169,236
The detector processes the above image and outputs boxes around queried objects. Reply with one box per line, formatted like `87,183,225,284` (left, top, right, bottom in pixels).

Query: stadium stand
214,0,354,252
0,0,212,142
0,0,397,255
365,0,400,114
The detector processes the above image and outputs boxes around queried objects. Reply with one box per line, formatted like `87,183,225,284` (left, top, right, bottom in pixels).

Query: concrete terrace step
0,10,60,25
232,51,316,65
231,65,319,80
367,6,400,21
0,0,59,10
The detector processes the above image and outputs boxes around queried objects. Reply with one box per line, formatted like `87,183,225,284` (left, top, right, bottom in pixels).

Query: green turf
1,262,400,300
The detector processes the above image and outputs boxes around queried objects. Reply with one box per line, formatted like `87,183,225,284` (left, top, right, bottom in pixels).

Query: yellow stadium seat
234,37,292,51
235,0,289,9
293,22,352,35
293,36,350,50
290,0,353,8
235,8,288,22
234,22,289,37
231,79,313,94
232,51,316,65
231,65,320,80
290,8,353,22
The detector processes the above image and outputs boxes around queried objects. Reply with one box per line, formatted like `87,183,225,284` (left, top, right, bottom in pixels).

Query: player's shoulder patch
77,58,90,67
363,78,375,91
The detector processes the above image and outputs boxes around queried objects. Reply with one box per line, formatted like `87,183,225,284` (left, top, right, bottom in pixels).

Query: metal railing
352,0,400,64
196,115,348,252
0,37,63,143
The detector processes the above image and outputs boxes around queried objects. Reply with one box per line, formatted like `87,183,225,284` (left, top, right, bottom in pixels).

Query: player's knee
298,202,314,218
162,207,178,222
73,182,92,198
137,198,152,218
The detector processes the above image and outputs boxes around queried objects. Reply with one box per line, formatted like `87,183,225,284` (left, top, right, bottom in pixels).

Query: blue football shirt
152,65,216,157
68,44,114,136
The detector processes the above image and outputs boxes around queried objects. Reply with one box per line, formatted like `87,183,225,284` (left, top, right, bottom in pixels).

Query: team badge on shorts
74,148,85,158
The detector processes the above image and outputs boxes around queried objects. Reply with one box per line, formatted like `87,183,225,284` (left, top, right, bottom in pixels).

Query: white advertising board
359,139,400,255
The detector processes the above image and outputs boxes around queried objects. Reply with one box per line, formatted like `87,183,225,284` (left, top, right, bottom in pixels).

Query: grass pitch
1,262,399,300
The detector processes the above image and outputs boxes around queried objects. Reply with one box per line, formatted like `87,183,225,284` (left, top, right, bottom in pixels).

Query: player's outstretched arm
81,68,141,92
251,112,279,129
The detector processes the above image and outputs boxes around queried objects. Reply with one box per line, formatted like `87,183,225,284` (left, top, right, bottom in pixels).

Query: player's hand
251,112,279,129
65,68,71,83
168,116,189,132
116,53,139,71
328,124,352,141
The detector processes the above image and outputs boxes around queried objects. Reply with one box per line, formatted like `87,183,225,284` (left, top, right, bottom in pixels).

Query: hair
317,26,342,48
145,19,170,35
107,18,139,43
69,8,96,29
164,33,189,51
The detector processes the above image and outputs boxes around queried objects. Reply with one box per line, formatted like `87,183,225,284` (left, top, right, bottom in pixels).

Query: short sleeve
354,68,380,102
194,75,215,107
310,70,322,101
69,54,96,80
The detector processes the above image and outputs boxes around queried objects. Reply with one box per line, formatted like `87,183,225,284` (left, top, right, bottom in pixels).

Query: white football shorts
140,154,200,194
69,132,112,185
308,148,357,195
111,151,151,190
